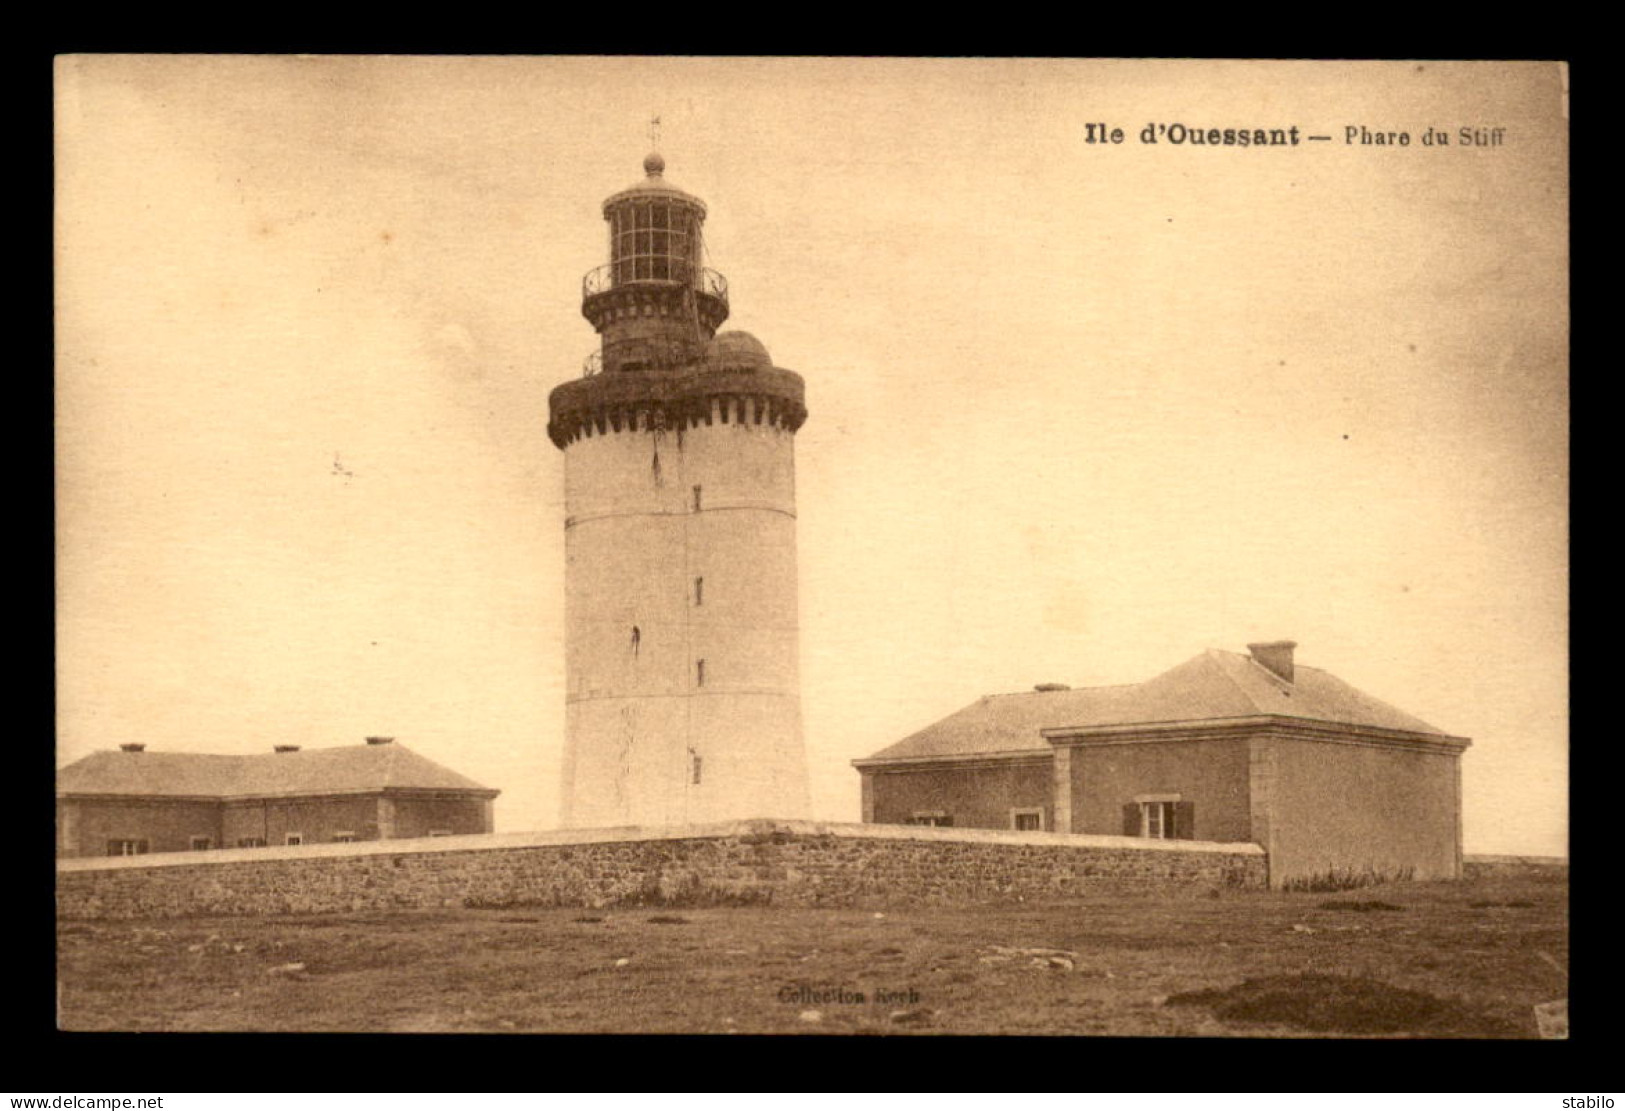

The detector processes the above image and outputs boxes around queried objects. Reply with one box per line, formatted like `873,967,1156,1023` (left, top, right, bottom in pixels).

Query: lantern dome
708,331,773,371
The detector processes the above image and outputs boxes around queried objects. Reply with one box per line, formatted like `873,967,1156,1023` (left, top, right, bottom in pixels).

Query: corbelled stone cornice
548,364,807,449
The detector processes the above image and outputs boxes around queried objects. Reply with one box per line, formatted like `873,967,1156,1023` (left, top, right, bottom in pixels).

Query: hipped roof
57,743,499,800
860,650,1460,763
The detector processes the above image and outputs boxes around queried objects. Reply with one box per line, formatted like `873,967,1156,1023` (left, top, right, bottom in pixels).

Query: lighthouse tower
548,152,812,828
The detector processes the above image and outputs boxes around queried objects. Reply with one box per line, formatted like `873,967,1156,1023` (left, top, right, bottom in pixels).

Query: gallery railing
581,264,729,308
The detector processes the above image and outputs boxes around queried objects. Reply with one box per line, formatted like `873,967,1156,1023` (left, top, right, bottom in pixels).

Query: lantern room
607,153,704,285
581,153,730,374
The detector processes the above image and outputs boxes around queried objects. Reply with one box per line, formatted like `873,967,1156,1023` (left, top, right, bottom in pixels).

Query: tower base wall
561,695,811,828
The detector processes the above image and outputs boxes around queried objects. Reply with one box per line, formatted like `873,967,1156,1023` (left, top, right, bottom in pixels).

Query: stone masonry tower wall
548,154,812,827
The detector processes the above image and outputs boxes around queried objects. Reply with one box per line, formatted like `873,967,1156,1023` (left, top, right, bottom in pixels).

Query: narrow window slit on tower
692,485,702,512
651,447,661,483
695,576,703,606
690,748,702,785
696,658,706,687
631,626,641,656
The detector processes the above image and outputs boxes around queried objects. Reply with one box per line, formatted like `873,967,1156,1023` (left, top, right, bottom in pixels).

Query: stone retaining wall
57,820,1267,920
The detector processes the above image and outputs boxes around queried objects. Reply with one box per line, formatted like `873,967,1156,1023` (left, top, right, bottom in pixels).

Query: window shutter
1123,803,1140,836
1173,801,1196,840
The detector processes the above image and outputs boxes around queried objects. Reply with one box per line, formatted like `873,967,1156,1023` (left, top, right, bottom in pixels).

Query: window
694,576,703,606
690,750,703,785
237,837,266,848
1124,796,1193,840
1011,809,1044,832
106,839,148,857
610,200,697,287
696,658,706,687
1141,802,1173,839
631,625,641,656
333,832,357,843
285,833,304,846
692,485,703,512
189,836,213,852
906,813,953,827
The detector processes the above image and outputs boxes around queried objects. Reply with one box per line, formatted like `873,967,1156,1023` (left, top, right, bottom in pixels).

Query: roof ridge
984,680,1144,698
1204,649,1278,715
1210,646,1331,675
101,749,243,757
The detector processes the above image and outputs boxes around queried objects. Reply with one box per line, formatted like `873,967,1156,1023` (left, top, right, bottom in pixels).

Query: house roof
57,742,499,800
857,649,1460,764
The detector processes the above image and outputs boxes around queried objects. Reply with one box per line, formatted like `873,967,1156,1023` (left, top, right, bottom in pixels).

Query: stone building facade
854,642,1470,886
56,737,498,858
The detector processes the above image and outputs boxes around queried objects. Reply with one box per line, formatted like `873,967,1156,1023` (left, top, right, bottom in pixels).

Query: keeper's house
853,641,1470,886
56,737,499,858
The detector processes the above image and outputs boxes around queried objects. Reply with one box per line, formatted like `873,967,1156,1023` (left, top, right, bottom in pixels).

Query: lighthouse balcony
583,261,727,301
581,263,729,331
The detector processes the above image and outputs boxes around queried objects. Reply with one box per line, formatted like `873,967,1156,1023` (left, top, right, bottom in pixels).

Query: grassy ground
57,870,1566,1037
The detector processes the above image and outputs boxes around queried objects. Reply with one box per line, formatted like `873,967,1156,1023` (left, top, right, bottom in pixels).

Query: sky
55,57,1568,856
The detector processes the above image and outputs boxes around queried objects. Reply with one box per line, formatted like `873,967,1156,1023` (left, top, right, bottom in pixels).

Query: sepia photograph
55,56,1568,1037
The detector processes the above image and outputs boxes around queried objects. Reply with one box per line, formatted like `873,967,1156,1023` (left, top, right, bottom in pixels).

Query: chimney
273,744,301,753
1247,640,1297,684
1033,683,1071,692
119,743,145,753
365,736,394,746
